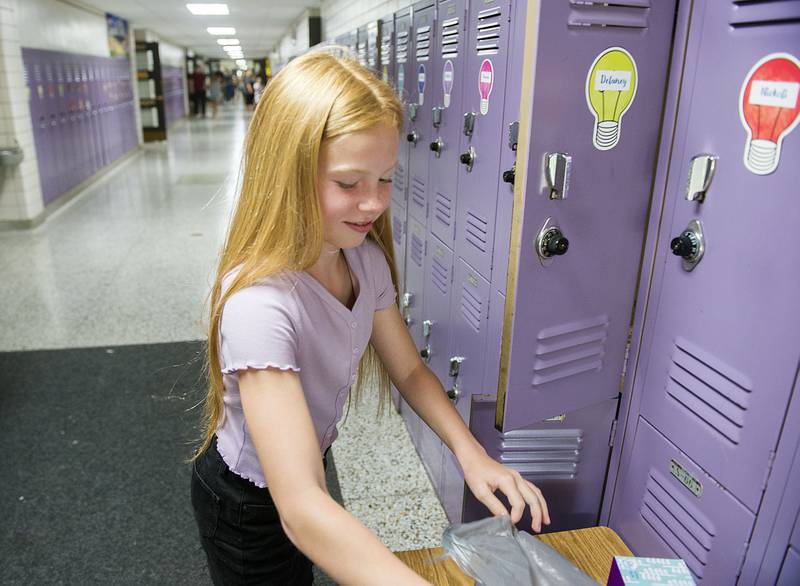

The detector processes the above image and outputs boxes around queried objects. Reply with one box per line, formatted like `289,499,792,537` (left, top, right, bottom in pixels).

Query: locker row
333,0,800,583
162,65,187,128
22,48,139,206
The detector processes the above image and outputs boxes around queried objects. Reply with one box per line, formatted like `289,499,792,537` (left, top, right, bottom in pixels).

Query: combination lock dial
670,219,705,271
540,228,569,257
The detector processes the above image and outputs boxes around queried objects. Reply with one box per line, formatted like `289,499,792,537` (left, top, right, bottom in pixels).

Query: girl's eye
336,181,357,190
379,178,393,184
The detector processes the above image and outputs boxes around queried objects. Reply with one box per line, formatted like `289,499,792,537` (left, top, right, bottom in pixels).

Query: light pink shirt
216,238,396,487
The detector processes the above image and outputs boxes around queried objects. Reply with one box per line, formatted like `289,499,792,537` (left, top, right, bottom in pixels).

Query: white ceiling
77,0,320,59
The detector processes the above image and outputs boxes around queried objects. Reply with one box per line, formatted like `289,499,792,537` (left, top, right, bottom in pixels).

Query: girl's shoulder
221,266,302,307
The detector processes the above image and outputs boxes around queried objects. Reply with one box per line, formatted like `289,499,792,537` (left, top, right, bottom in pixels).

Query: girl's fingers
526,480,551,526
516,477,544,532
476,486,510,519
499,475,526,524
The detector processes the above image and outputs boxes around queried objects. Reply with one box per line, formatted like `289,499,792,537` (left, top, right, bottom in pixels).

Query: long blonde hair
195,52,403,457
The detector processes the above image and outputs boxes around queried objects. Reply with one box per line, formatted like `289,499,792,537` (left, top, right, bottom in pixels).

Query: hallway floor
0,103,449,580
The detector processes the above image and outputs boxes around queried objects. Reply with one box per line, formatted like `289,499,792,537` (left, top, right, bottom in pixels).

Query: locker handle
686,154,718,203
406,131,419,145
429,138,443,157
459,147,476,172
446,385,460,402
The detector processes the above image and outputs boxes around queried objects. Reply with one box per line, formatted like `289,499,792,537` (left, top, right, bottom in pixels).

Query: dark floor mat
0,341,341,585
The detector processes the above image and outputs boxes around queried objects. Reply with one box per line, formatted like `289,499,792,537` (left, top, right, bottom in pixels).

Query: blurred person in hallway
190,51,549,585
242,69,255,111
208,71,223,118
193,63,207,118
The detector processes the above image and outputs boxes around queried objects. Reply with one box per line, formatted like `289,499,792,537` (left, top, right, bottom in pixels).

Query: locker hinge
735,541,750,579
618,336,632,393
609,419,618,448
761,450,777,491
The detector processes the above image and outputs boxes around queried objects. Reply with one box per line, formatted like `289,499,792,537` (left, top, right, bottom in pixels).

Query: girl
190,51,550,585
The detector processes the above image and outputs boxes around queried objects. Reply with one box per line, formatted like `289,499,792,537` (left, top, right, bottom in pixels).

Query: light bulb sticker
382,65,388,83
585,47,638,151
418,64,426,106
739,53,800,176
443,59,454,108
479,59,494,115
397,65,405,99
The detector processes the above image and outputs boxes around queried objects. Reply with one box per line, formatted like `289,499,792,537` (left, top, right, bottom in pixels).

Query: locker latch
429,137,443,158
408,103,418,121
406,130,419,146
686,154,718,203
420,320,433,363
459,146,476,172
402,292,414,326
545,152,572,200
508,121,519,151
432,106,443,128
447,356,465,403
670,219,705,271
463,111,476,137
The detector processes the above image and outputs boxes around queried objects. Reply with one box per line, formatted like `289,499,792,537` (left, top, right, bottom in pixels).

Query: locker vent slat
367,22,378,68
396,30,409,64
415,26,431,62
730,0,800,27
568,0,650,29
459,282,483,333
441,17,460,59
476,7,502,55
464,211,488,253
531,316,608,387
410,233,424,267
392,216,403,247
411,176,426,211
434,191,452,228
498,429,582,479
666,338,752,446
393,161,406,192
640,469,715,578
431,255,450,295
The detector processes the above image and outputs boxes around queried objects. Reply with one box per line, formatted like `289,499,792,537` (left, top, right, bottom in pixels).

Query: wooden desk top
395,525,633,585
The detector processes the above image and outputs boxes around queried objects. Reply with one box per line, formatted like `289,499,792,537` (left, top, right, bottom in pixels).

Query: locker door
366,21,379,73
392,8,412,212
379,15,395,86
453,0,513,281
403,217,427,350
406,0,436,225
422,236,454,386
357,25,368,67
390,203,407,294
630,4,800,514
428,0,467,249
497,0,677,429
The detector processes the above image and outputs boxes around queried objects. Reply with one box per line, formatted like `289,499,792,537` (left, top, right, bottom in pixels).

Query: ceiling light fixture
186,4,229,16
216,38,239,45
206,27,235,35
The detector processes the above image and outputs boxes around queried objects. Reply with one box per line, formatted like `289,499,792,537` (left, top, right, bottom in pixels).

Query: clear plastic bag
441,516,598,586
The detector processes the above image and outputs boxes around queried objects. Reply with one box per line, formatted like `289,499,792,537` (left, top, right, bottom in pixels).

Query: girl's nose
359,188,389,213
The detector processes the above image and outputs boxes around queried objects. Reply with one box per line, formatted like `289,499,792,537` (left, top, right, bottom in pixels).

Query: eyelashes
335,179,393,190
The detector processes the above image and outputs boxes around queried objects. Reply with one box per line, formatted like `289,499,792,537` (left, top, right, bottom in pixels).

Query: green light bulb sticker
585,47,638,151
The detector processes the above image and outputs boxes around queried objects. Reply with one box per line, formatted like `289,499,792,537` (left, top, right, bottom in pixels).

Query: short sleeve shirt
216,238,396,487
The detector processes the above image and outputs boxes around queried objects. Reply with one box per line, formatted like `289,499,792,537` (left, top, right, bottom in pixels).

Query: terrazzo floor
0,102,450,565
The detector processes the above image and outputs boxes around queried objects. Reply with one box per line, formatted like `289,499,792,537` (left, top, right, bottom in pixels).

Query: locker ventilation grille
434,192,453,229
367,23,378,68
396,30,409,64
465,211,488,253
411,177,426,211
476,7,502,55
568,0,650,30
393,161,406,192
380,27,392,69
410,232,425,267
431,255,451,295
415,25,431,62
666,338,752,446
640,469,714,578
460,281,484,333
531,315,608,387
392,215,403,247
441,17,460,59
499,429,582,479
730,1,800,27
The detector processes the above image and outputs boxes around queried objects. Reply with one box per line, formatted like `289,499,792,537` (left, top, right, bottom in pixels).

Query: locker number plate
670,459,703,498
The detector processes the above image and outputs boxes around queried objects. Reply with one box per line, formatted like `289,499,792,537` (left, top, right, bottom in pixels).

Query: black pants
191,438,323,585
193,90,207,117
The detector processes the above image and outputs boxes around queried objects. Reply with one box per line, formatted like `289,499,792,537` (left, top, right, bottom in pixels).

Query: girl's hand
460,450,551,533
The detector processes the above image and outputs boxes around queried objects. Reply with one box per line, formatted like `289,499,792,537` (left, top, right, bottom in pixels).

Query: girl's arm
370,305,550,533
238,368,430,586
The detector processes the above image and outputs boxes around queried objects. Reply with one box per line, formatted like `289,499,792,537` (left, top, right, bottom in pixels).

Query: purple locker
391,203,407,294
378,15,395,87
611,0,800,518
453,0,514,281
392,8,412,212
481,288,504,396
405,0,436,225
428,0,467,249
421,234,455,398
611,418,755,584
366,21,379,74
463,394,618,532
23,50,53,204
357,25,368,67
53,57,69,199
497,0,677,430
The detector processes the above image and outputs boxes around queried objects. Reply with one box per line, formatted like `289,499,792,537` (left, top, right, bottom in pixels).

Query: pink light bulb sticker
442,59,454,108
739,53,800,175
478,59,494,115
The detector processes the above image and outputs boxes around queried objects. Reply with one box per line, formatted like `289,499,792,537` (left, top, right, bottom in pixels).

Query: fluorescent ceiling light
223,46,242,52
207,27,235,35
216,38,239,45
187,3,229,15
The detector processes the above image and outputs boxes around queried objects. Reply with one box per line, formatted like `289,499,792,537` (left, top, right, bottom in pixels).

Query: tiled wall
0,0,43,223
321,0,413,40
